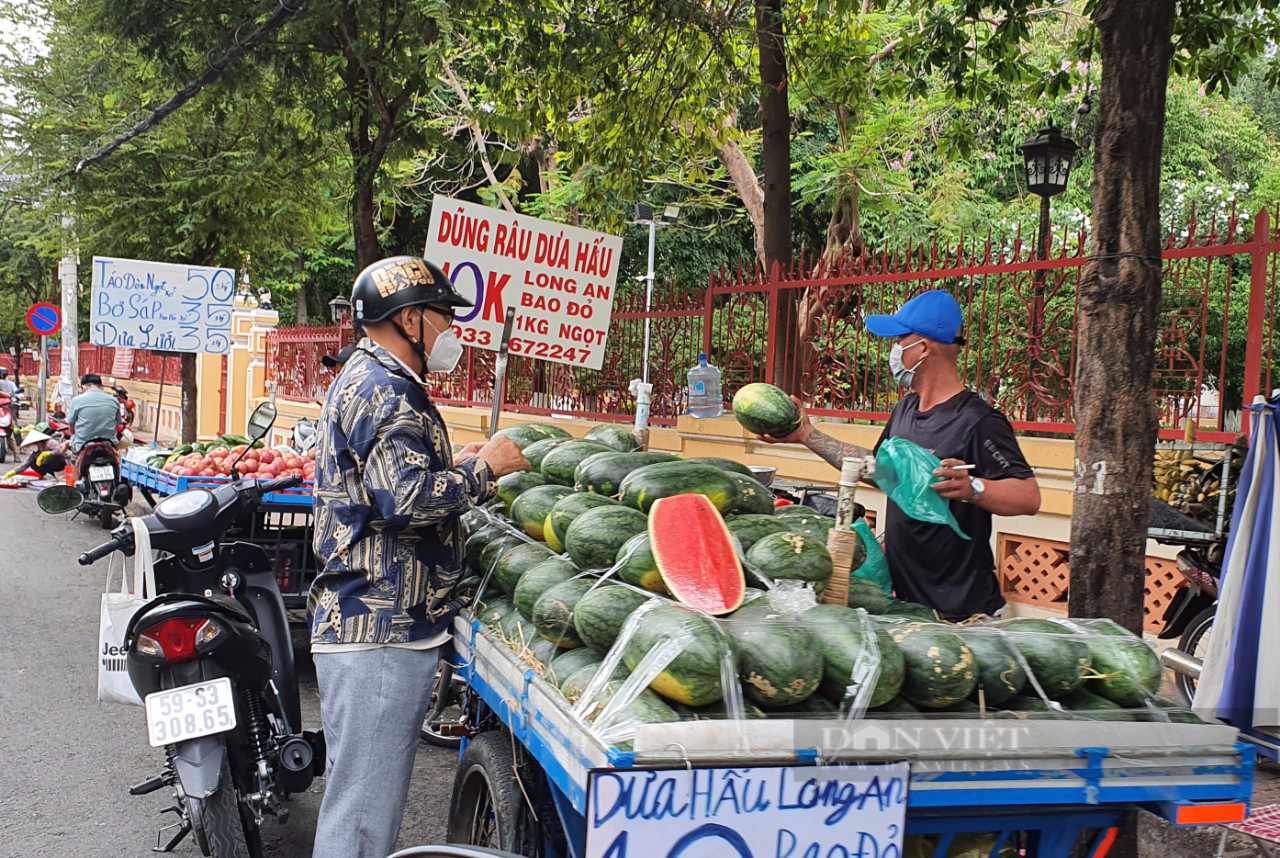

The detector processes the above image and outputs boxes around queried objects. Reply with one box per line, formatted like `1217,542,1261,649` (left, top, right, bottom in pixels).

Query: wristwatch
965,477,986,504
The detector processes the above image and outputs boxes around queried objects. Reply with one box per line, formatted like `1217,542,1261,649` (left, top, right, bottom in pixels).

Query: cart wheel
447,732,539,855
1176,605,1216,704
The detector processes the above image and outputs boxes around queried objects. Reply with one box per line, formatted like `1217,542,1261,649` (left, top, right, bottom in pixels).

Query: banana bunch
1151,421,1246,528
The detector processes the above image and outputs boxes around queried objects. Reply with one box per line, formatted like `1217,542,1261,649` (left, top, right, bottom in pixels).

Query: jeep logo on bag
101,641,127,672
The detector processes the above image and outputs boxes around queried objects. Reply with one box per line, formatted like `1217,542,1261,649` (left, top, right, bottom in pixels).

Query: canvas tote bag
97,518,156,705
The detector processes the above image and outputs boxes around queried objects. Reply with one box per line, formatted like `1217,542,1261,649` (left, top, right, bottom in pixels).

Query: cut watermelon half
649,493,746,615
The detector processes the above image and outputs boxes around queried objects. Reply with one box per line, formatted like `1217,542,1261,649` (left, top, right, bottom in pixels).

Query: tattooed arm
755,395,874,470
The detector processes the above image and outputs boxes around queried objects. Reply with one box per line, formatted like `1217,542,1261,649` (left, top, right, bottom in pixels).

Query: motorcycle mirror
37,484,84,515
247,401,277,442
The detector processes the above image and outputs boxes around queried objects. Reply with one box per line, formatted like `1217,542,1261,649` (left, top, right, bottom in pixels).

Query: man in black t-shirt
757,290,1041,620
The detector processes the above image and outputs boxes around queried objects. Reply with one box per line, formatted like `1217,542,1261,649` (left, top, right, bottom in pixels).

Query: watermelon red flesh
649,494,746,615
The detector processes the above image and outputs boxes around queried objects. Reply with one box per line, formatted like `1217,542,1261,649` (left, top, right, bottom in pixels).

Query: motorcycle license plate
89,465,115,482
144,677,237,748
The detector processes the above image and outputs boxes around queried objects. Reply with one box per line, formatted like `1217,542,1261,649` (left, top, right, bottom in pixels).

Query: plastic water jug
686,353,724,418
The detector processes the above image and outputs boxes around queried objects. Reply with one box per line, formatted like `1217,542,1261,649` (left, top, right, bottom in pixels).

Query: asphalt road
0,490,455,858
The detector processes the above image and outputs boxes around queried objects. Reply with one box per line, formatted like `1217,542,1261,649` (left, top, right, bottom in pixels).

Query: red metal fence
266,208,1280,437
4,345,181,386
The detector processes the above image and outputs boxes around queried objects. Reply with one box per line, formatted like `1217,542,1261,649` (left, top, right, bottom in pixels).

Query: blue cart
445,614,1256,858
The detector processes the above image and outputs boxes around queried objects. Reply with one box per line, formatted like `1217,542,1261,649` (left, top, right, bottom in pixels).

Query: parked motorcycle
77,438,132,528
36,402,321,858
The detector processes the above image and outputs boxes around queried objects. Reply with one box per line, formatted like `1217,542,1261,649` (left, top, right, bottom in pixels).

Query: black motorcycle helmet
350,256,471,323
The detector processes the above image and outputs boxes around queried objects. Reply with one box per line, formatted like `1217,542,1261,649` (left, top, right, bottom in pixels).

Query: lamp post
329,294,354,347
631,202,680,441
1018,125,1077,421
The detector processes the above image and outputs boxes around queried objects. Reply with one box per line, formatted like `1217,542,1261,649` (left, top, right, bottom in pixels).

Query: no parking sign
26,303,62,337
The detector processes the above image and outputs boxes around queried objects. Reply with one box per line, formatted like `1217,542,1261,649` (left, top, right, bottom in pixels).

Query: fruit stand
443,413,1259,858
120,444,318,610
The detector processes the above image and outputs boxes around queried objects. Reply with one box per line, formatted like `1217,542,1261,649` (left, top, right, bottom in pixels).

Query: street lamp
632,201,681,437
328,294,353,326
634,201,681,386
1018,125,1078,422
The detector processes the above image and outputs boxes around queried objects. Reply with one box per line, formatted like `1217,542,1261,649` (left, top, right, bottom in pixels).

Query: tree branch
440,60,516,214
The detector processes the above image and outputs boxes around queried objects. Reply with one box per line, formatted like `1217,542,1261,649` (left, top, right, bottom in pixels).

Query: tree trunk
756,0,801,393
352,163,380,270
180,352,197,444
1069,0,1175,634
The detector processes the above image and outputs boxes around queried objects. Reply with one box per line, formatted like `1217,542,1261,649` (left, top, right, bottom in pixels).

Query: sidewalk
1141,758,1280,857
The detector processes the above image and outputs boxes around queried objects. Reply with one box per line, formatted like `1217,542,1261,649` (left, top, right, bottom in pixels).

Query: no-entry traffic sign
26,303,62,336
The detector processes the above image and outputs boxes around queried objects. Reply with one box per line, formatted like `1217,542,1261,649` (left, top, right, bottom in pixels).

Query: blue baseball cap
865,290,966,345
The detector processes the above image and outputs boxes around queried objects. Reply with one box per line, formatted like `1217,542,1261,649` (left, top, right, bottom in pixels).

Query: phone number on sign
452,326,596,364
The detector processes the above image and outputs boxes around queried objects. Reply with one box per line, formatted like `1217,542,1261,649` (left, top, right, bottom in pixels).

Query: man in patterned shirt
309,256,529,858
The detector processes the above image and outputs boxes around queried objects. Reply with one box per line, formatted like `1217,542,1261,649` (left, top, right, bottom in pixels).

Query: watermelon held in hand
649,493,746,615
731,383,803,438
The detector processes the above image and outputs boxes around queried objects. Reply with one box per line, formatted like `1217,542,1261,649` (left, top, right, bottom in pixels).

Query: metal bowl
748,464,777,486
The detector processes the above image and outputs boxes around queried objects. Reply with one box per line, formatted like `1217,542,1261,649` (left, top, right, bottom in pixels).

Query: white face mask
422,312,464,373
888,339,926,387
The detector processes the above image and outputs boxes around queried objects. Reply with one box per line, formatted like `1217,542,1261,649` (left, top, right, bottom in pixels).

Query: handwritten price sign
586,763,908,858
90,256,235,355
424,196,623,371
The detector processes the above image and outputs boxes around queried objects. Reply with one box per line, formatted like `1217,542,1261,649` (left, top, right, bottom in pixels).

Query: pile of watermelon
462,421,1198,746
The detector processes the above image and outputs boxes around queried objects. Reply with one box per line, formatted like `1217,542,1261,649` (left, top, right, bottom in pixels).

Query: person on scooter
309,256,530,858
66,373,121,467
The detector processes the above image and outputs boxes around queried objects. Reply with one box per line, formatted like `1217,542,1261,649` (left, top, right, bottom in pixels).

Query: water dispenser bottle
687,353,724,418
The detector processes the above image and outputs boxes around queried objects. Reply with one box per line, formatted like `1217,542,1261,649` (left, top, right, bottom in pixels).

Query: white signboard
586,763,909,858
90,256,235,354
424,195,623,370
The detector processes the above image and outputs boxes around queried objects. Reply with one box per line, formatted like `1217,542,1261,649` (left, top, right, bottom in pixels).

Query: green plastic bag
851,518,892,595
874,437,969,539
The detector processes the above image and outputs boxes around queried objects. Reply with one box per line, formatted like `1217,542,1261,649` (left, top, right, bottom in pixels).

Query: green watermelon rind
530,578,597,648
584,424,642,452
745,531,834,585
681,456,755,477
1002,618,1092,700
618,462,741,513
621,605,731,706
885,621,979,709
510,484,574,539
724,514,793,552
564,505,649,570
726,472,776,515
540,441,615,486
952,629,1028,707
547,492,620,552
512,557,580,621
573,451,680,496
613,532,670,594
723,615,824,707
522,438,571,472
805,605,905,709
572,584,654,652
491,541,557,595
547,648,605,688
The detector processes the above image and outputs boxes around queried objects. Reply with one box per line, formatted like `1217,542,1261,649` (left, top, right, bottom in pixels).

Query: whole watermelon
884,621,978,709
513,557,581,620
531,578,597,648
573,584,653,651
724,514,792,553
731,383,803,437
522,438,570,472
746,531,833,588
545,492,620,553
723,611,824,707
510,484,574,539
584,424,642,452
618,461,739,513
492,542,557,594
727,472,776,515
495,424,560,449
613,532,669,593
682,456,755,477
541,440,615,486
496,472,547,514
547,648,605,688
805,605,905,709
564,505,649,569
621,605,732,706
574,451,678,496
